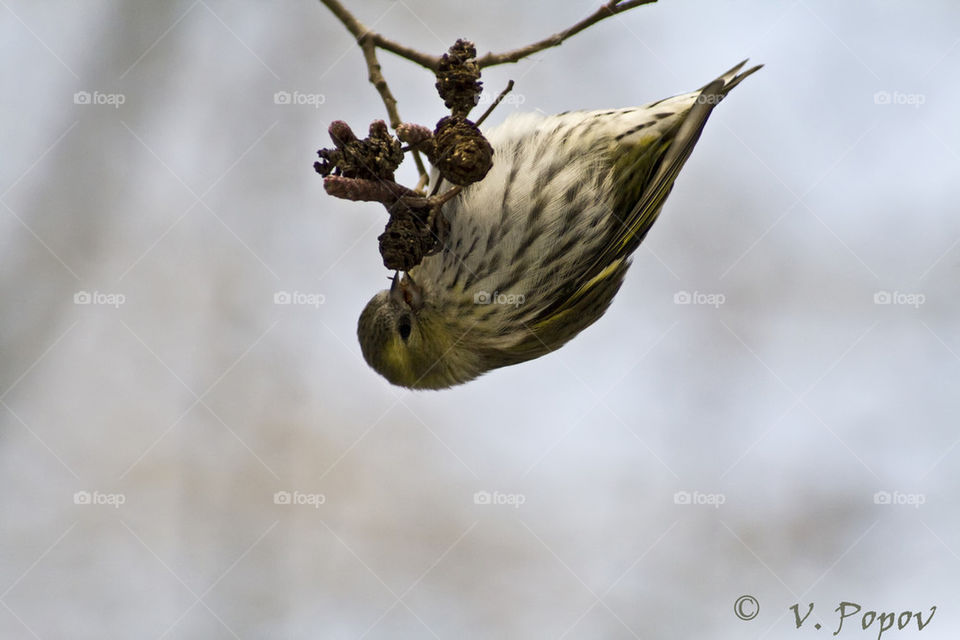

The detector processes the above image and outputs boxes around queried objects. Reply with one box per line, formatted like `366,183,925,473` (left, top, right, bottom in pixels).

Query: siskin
358,60,761,389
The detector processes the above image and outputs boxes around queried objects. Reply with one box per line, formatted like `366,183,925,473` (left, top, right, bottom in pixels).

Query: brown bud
328,120,357,146
397,122,433,148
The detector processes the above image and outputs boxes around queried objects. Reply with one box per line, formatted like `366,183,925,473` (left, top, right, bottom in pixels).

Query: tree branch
475,0,658,67
319,0,366,40
320,0,440,69
317,0,657,196
320,0,430,184
358,37,399,126
372,34,440,71
319,0,657,72
475,80,515,127
317,0,659,271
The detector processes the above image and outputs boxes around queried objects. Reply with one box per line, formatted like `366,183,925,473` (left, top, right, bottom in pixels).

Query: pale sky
2,1,958,637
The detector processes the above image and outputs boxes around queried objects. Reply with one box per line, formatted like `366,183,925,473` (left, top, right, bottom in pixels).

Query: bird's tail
700,59,764,97
650,59,763,191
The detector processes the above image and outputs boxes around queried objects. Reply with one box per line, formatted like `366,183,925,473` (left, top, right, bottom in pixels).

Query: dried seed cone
435,39,482,116
433,116,493,186
314,120,403,181
378,202,436,272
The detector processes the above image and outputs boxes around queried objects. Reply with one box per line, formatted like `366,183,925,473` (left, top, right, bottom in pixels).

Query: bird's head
357,273,482,389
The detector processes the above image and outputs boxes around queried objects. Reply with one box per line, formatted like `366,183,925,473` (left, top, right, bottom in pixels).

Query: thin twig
475,80,515,127
321,0,430,184
319,0,367,43
318,0,658,194
401,186,462,209
358,37,399,125
475,0,658,67
413,172,430,193
320,0,655,71
357,37,429,183
372,34,440,71
319,0,440,68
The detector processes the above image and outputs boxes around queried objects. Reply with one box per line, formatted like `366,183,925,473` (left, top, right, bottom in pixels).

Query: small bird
358,60,761,389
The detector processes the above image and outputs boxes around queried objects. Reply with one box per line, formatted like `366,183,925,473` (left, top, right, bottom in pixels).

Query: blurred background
2,1,958,637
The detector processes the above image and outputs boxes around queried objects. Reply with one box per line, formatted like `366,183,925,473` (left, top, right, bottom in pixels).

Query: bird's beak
389,272,402,304
389,272,424,311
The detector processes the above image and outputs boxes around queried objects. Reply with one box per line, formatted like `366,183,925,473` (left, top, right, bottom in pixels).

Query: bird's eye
398,316,412,341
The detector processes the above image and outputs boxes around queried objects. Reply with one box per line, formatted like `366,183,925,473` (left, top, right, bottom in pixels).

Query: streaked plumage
358,61,761,389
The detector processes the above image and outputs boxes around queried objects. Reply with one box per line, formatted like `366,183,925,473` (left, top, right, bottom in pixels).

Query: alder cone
433,116,493,186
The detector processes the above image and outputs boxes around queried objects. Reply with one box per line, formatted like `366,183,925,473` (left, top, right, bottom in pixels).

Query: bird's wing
505,61,761,361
